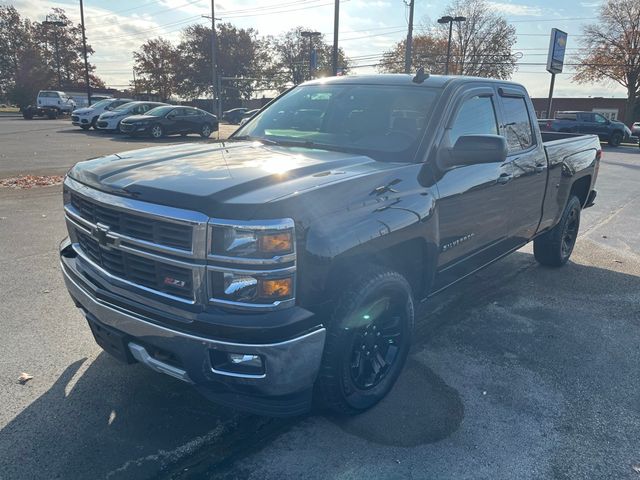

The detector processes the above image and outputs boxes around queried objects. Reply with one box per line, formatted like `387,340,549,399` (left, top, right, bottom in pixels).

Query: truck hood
68,141,400,217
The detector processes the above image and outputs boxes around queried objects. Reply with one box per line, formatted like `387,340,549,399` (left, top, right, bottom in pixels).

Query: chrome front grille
64,177,208,304
76,230,193,300
70,192,193,251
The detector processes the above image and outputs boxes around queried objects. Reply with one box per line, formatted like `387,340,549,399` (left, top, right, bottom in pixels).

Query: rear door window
450,95,498,144
501,96,534,153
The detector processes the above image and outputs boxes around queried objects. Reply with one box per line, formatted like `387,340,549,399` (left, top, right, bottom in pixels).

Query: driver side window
450,96,498,145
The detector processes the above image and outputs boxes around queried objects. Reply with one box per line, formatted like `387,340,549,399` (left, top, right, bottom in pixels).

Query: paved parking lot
0,118,639,479
0,116,238,178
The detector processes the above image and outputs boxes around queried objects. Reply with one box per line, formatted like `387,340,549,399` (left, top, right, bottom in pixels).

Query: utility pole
331,0,339,76
437,15,466,75
43,15,64,89
210,1,218,116
79,0,92,105
404,0,415,74
132,68,138,97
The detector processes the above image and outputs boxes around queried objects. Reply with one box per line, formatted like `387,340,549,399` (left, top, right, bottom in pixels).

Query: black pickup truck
60,74,600,416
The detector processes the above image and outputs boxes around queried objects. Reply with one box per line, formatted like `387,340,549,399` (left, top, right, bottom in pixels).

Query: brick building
531,97,629,122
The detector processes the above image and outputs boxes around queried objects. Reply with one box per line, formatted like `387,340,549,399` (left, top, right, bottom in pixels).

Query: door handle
497,173,512,184
535,163,546,173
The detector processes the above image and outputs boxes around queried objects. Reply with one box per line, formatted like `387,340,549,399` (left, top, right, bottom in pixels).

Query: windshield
113,102,137,112
91,99,112,109
234,83,439,162
145,106,173,117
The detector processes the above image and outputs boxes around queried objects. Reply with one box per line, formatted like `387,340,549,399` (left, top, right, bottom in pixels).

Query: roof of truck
304,73,525,90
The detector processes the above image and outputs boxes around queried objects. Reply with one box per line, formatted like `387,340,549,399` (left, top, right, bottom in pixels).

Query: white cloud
487,2,543,16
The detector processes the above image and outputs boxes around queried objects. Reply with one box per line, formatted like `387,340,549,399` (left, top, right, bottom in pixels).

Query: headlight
209,218,295,260
207,218,296,309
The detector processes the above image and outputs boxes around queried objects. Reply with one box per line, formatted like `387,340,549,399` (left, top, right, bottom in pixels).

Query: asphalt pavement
0,119,639,479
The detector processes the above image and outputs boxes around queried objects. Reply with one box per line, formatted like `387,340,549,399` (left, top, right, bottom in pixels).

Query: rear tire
200,123,212,138
534,195,581,267
609,131,622,147
81,125,90,131
315,266,414,415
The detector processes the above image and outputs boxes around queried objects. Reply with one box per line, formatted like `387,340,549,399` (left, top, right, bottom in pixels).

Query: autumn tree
574,0,640,124
133,37,178,101
267,27,350,88
0,6,103,106
379,0,517,79
174,23,269,104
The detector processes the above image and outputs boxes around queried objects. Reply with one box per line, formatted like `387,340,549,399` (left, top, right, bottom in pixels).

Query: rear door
183,107,202,133
496,87,548,244
434,87,512,289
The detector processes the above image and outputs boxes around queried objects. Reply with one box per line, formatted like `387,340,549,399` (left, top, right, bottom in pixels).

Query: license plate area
86,314,136,364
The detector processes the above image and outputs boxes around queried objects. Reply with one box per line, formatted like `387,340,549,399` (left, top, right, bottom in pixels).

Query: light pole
301,31,321,80
437,15,465,75
404,0,415,74
79,0,92,105
42,15,65,89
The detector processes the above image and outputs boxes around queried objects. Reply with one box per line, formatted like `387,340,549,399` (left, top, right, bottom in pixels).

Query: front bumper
72,115,91,127
60,240,326,416
96,117,121,130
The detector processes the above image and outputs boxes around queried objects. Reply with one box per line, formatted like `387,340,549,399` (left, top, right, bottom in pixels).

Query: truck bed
542,131,601,164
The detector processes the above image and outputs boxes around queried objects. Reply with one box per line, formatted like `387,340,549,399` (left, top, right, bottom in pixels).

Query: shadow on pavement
2,249,639,480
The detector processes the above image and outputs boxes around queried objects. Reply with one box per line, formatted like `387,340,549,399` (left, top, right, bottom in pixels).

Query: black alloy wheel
560,202,580,260
315,266,414,415
349,296,405,390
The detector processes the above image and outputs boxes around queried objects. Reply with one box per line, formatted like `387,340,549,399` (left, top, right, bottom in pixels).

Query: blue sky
8,0,626,98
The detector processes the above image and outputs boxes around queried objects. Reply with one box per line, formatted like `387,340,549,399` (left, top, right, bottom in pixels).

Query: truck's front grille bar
64,177,208,304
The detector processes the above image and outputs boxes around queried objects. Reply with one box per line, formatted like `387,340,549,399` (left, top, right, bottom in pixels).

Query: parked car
22,90,76,119
239,108,260,126
96,101,167,132
222,107,248,124
120,105,219,139
541,111,627,146
71,98,133,130
60,74,600,417
631,122,640,136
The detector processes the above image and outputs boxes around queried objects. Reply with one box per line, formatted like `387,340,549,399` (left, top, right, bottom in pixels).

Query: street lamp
301,31,322,80
42,15,65,89
437,15,466,75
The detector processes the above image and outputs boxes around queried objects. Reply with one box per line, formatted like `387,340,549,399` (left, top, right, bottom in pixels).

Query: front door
434,88,512,290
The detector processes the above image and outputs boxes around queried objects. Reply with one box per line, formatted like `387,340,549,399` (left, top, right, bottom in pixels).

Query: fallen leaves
18,372,33,384
0,175,64,189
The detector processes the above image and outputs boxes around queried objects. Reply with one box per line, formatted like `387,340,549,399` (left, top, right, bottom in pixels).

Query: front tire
534,195,581,267
609,131,622,147
150,124,164,139
315,266,414,415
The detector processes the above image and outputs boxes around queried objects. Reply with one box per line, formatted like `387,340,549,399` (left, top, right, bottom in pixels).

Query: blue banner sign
547,28,568,74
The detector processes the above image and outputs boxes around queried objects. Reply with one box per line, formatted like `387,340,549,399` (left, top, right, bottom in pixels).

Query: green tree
573,0,640,124
174,23,269,104
133,37,178,101
267,27,350,88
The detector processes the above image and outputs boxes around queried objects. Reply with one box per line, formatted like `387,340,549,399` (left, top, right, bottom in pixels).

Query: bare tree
379,0,516,78
441,0,517,78
573,0,640,124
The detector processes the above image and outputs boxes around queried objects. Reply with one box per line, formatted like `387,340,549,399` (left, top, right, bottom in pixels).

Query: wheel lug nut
377,332,381,336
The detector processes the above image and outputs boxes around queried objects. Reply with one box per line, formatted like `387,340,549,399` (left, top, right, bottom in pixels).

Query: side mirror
447,134,508,168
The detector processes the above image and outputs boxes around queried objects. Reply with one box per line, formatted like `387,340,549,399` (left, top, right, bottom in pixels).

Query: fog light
228,353,262,367
210,350,265,376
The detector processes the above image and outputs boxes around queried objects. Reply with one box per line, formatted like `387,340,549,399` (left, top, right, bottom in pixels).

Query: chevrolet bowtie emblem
94,223,110,247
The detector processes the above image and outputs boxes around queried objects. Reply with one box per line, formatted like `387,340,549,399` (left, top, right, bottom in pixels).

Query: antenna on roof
412,67,429,84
